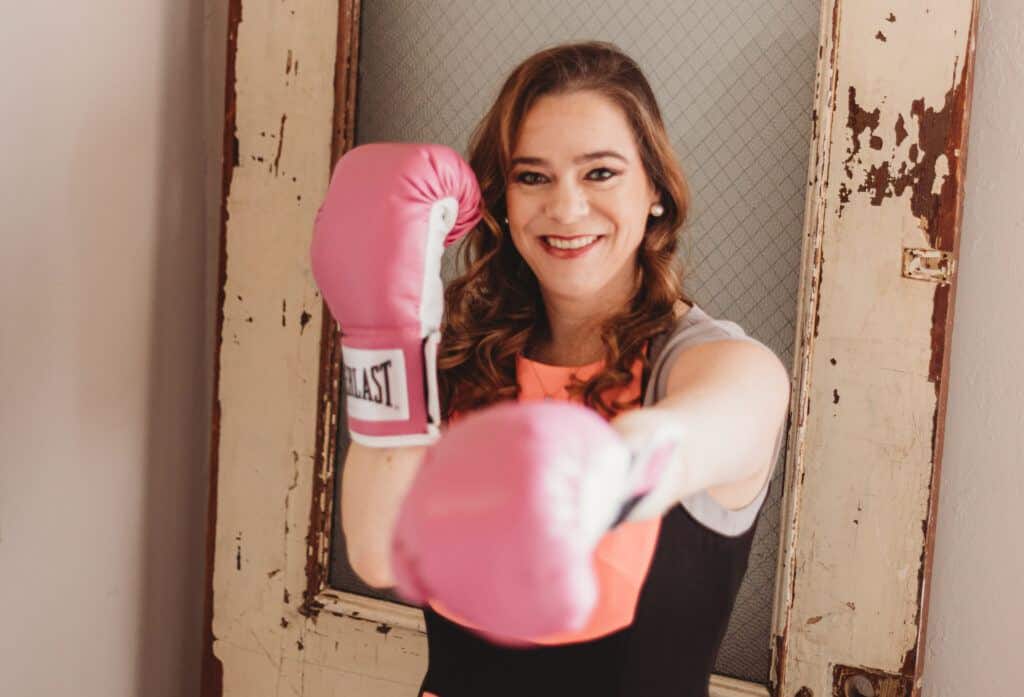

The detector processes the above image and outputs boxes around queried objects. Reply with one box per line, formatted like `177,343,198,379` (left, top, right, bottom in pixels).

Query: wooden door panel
201,2,980,696
772,2,978,696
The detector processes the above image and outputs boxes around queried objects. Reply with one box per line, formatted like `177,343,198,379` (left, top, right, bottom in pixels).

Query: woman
328,41,790,697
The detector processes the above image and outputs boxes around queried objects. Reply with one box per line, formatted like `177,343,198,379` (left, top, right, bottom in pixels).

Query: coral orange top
427,353,662,645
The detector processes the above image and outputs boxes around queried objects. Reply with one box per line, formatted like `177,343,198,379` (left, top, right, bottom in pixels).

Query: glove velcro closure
339,329,441,447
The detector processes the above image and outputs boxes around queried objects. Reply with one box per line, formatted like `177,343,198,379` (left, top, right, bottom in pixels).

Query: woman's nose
543,179,589,224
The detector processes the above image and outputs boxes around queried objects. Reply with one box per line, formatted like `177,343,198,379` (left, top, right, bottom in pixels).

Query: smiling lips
544,235,599,250
540,234,603,258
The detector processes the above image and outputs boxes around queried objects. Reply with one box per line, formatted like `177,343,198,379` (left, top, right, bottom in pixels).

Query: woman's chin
537,279,605,302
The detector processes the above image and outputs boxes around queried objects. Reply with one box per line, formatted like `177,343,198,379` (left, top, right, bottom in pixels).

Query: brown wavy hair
439,40,693,420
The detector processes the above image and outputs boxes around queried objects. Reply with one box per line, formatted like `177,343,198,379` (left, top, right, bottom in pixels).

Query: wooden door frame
200,2,980,696
771,3,978,696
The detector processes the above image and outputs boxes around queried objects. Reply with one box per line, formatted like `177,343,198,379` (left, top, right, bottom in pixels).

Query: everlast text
344,360,395,408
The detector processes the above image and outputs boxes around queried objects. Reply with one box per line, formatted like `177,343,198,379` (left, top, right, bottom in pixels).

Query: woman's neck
531,272,636,366
530,310,607,366
529,292,693,367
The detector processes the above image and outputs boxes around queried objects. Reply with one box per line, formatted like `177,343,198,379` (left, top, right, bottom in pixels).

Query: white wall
0,1,214,695
921,2,1024,696
0,2,1019,696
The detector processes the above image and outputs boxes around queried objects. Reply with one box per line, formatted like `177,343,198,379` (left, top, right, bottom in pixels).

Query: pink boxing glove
389,400,682,647
310,142,482,447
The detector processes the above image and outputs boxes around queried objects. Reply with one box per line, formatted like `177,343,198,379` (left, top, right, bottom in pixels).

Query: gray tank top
642,302,786,537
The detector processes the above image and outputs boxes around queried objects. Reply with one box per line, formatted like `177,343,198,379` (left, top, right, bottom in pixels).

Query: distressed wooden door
200,2,979,696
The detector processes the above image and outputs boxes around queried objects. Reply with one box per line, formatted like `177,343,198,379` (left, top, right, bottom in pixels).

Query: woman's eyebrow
509,150,628,167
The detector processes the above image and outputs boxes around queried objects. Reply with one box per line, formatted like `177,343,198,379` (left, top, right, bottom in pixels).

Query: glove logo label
341,347,409,422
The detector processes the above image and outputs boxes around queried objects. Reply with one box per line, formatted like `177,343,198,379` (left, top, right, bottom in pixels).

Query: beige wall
0,2,1018,696
0,1,215,695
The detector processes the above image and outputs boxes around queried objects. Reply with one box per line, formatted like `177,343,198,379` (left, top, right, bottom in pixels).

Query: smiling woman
402,40,789,697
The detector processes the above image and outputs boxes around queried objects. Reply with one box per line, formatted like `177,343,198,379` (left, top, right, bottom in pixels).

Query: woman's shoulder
646,301,770,399
664,299,752,345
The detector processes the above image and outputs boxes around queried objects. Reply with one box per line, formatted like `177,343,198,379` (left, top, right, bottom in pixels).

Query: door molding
200,1,980,695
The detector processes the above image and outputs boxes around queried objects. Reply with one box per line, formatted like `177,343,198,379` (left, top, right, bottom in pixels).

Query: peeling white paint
933,154,950,196
773,1,977,696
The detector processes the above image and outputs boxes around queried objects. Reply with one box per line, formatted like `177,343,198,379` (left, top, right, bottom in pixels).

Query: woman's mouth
541,235,603,258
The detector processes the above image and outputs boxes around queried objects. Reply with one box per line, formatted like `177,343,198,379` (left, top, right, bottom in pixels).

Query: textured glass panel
329,0,820,683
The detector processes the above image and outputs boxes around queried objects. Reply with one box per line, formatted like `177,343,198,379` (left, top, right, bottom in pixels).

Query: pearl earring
650,203,664,217
503,216,509,225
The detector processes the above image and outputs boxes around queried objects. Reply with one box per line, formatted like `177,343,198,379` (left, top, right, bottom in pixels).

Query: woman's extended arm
613,338,791,523
341,441,427,588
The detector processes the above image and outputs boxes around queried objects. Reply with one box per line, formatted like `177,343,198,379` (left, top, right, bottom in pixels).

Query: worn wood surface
202,1,978,695
771,2,978,696
200,0,390,694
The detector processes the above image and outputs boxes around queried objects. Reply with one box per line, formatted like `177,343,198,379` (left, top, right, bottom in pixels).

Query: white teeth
546,235,598,250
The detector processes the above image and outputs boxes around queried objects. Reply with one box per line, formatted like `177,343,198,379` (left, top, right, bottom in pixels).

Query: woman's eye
587,167,618,181
515,171,547,185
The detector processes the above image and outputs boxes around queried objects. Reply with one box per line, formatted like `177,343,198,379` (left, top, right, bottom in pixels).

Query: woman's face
505,90,659,305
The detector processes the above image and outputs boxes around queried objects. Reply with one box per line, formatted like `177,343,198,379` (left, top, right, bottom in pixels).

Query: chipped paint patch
837,54,972,259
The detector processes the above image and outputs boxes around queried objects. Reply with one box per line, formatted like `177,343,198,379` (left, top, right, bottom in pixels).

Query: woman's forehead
513,92,638,162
